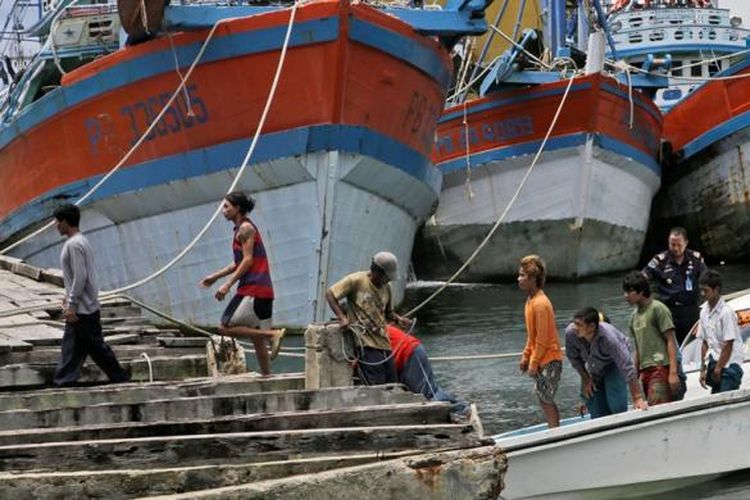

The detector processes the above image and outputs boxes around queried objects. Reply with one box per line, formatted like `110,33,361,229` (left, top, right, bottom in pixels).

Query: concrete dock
0,256,506,498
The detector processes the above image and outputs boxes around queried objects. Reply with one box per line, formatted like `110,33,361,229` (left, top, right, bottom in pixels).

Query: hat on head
372,251,398,281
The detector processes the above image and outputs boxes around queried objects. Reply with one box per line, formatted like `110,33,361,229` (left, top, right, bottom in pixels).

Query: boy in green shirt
623,271,684,405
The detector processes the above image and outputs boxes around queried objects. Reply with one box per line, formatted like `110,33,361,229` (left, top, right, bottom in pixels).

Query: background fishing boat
414,0,664,281
0,0,490,327
606,1,750,262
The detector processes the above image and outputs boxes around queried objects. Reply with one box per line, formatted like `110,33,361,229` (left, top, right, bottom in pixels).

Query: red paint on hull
433,74,662,166
0,0,449,223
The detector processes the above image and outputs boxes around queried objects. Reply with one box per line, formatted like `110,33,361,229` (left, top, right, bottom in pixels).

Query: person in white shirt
697,270,745,393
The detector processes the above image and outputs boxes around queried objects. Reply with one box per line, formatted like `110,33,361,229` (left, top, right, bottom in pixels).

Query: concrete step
0,344,206,365
0,354,208,389
0,384,425,430
141,445,505,500
0,450,426,499
0,424,482,472
0,373,305,411
0,402,452,446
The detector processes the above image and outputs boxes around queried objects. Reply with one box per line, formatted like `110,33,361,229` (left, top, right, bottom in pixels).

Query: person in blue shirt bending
565,307,648,418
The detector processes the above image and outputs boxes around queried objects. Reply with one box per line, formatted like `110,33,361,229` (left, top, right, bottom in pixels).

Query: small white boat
495,389,750,499
494,291,750,499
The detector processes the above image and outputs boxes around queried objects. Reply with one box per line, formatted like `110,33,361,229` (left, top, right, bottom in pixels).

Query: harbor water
269,262,750,498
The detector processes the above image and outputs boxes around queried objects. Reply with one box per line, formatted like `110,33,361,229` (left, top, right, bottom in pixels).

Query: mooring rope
405,74,579,317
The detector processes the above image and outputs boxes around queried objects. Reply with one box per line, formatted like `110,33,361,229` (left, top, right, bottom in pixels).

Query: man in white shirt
697,270,745,393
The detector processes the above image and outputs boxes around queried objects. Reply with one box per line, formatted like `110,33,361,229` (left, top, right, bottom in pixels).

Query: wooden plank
0,424,481,472
0,402,452,446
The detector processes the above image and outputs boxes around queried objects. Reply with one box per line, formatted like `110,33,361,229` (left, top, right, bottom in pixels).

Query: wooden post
304,324,354,389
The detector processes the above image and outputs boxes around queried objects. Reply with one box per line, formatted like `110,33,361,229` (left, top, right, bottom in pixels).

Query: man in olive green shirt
623,271,684,405
326,251,412,385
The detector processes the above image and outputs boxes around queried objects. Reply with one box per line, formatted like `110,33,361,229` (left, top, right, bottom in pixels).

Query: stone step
0,402,451,446
141,445,505,500
0,344,207,365
99,305,143,318
0,373,305,411
0,384,425,430
0,450,426,498
0,424,481,472
0,354,208,389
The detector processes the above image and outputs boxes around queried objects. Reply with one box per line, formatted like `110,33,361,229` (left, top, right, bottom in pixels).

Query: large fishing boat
413,0,664,281
640,2,750,261
608,0,750,111
0,0,490,326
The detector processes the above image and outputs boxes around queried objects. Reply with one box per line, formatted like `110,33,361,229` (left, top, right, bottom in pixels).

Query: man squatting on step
326,251,413,385
53,204,130,386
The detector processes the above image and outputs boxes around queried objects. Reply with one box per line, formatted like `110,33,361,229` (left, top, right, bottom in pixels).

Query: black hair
622,270,651,297
224,191,255,215
573,306,600,328
53,204,80,227
698,270,722,290
669,226,688,240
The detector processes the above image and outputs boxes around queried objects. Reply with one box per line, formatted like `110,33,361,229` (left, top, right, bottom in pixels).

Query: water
266,263,750,497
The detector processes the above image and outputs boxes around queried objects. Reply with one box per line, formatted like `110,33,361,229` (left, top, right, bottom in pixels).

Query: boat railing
610,22,749,54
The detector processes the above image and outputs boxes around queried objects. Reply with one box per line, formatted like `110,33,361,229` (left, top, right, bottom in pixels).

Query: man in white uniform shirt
697,270,744,393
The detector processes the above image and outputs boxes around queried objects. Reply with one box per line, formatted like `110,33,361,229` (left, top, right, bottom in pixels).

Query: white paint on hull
11,151,435,327
421,142,660,278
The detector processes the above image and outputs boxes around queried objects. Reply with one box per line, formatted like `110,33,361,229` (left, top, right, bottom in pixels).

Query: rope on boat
99,0,300,296
405,75,580,317
0,11,227,256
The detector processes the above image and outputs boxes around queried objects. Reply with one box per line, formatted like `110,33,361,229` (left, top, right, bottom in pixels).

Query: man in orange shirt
518,255,564,428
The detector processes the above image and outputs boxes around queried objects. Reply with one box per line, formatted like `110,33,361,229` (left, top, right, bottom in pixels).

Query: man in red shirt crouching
387,325,477,427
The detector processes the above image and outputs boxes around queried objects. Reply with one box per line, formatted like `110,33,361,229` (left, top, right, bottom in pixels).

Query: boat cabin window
691,61,703,77
630,17,643,28
629,33,644,43
709,60,721,76
708,15,721,25
663,88,683,101
649,31,665,41
674,30,684,40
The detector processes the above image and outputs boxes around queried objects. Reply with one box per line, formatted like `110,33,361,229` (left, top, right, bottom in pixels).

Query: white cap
372,251,398,281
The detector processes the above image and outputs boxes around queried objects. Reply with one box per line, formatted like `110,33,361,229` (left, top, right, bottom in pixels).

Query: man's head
53,204,80,236
668,227,688,259
518,254,546,292
572,306,600,342
699,270,722,305
222,192,255,220
622,270,651,305
371,251,398,286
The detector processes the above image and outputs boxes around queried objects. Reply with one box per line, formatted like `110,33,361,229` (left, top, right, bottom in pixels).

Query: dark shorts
220,295,273,328
533,360,562,404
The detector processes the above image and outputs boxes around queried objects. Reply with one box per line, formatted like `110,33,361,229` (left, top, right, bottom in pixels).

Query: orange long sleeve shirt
521,290,563,371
